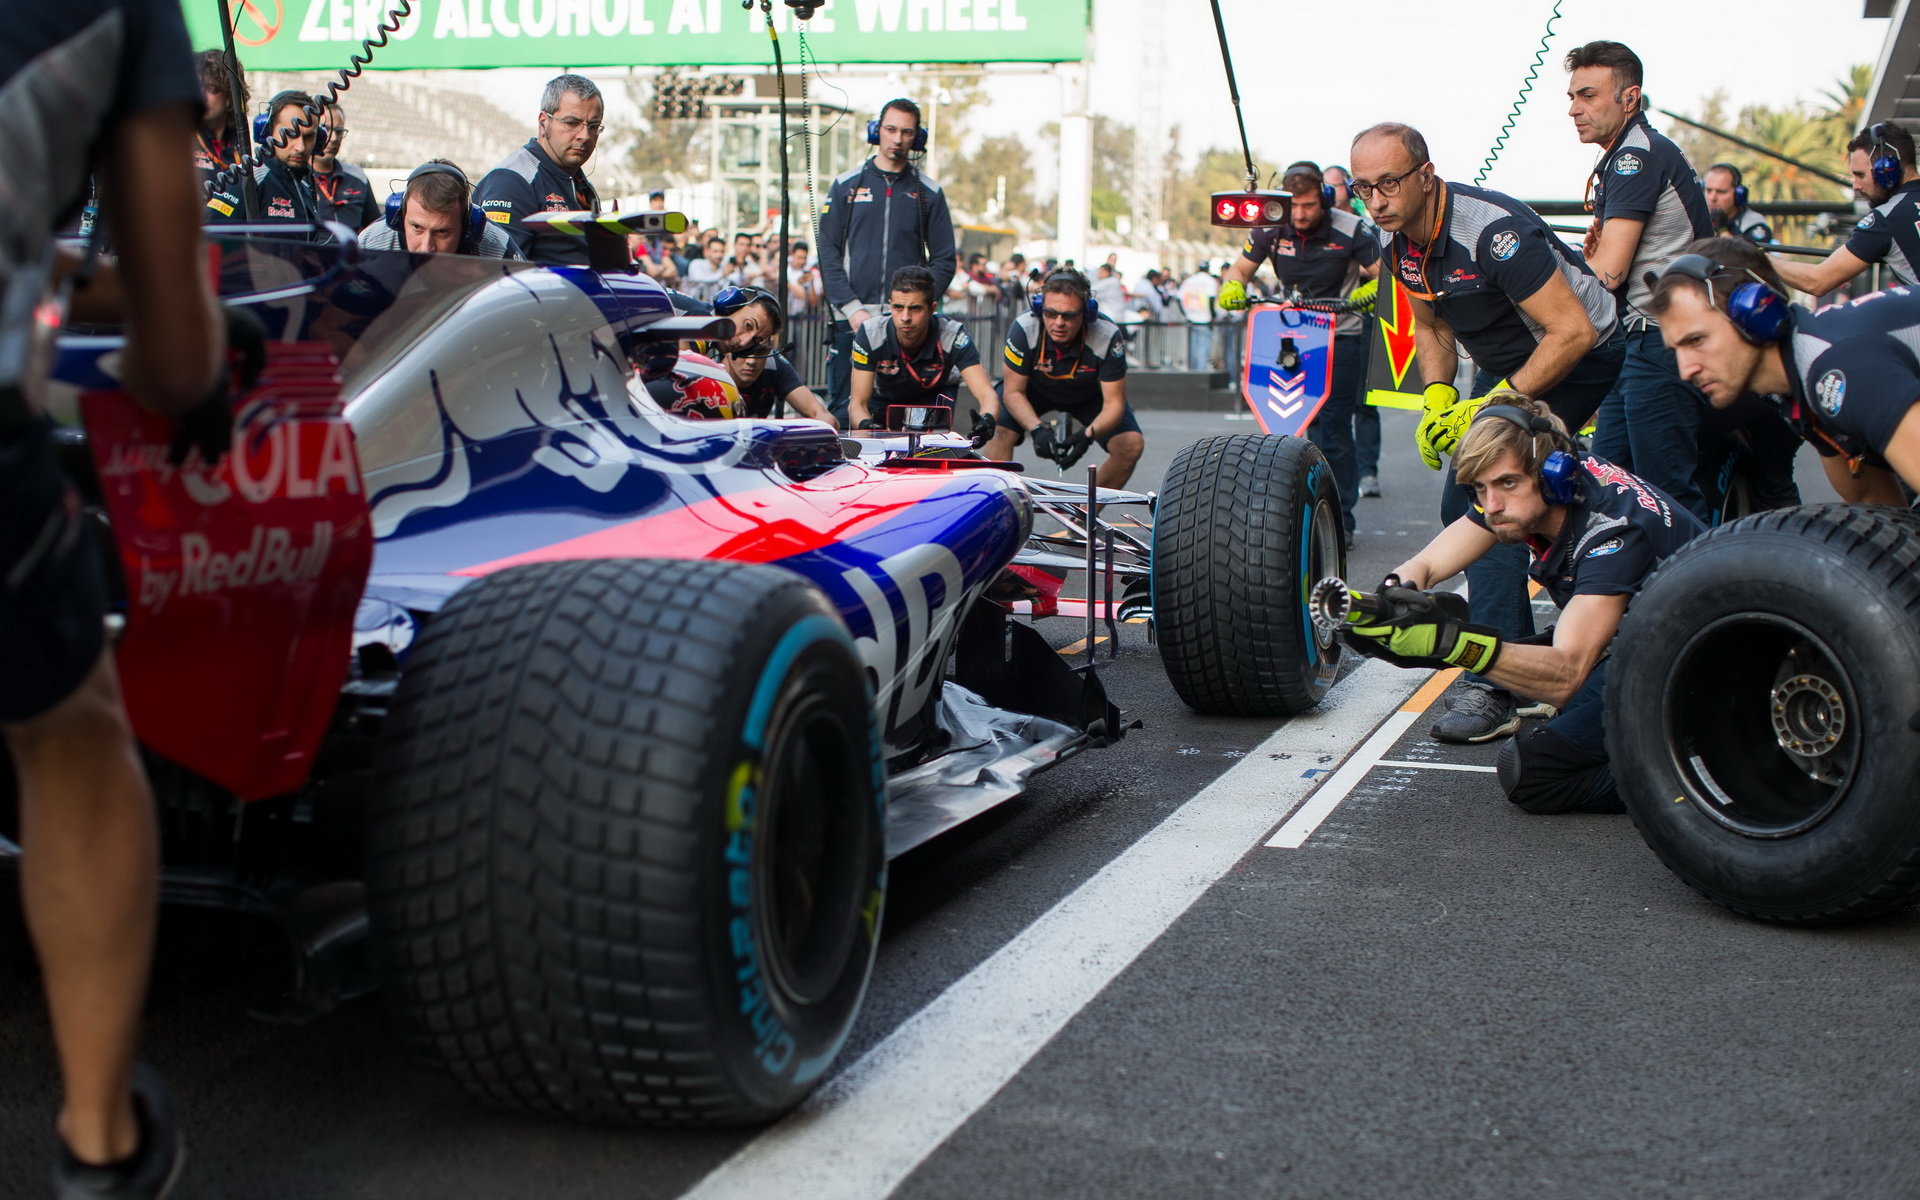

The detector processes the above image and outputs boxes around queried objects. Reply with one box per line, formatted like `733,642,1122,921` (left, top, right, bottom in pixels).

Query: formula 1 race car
2,221,1126,1127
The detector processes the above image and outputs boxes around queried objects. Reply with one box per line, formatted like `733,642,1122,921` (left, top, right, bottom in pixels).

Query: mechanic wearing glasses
849,266,999,436
717,345,838,429
1349,121,1622,744
475,73,609,267
983,267,1144,489
1654,237,1920,504
307,101,381,233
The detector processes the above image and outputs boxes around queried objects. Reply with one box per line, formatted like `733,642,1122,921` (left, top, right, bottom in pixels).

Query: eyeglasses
1040,307,1085,321
727,339,793,360
1349,162,1428,201
544,114,606,135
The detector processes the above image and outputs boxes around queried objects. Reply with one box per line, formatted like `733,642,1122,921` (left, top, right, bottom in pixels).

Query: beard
1487,519,1532,545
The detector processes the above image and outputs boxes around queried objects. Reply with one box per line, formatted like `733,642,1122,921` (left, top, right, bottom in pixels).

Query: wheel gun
1307,576,1469,635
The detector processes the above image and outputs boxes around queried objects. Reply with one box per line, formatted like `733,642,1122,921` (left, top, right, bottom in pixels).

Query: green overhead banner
186,0,1088,69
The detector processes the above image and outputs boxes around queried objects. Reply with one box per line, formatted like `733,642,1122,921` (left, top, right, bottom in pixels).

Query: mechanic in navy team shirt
1566,41,1720,522
5,0,226,1192
1774,122,1920,296
1349,121,1623,744
1654,237,1920,504
985,267,1146,489
474,74,610,267
1218,160,1381,541
1703,164,1773,246
205,88,326,235
356,160,521,259
718,346,838,428
1345,396,1703,816
307,101,381,233
849,265,999,436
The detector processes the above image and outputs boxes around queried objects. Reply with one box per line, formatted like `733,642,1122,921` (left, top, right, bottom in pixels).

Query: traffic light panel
1210,190,1291,229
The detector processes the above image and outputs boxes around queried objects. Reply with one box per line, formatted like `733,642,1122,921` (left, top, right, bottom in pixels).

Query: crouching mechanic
1654,236,1920,503
849,265,1000,437
984,268,1144,488
355,161,520,258
1344,397,1704,812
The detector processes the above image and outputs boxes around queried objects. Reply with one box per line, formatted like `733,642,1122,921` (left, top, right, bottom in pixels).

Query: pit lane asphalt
3,408,1917,1198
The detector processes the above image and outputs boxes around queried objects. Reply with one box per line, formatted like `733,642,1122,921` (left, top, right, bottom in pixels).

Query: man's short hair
1849,122,1916,170
1041,267,1094,308
704,235,725,249
791,240,810,254
1351,122,1429,166
267,90,318,140
648,189,666,201
889,265,937,304
1707,162,1743,188
1647,236,1788,321
407,159,470,217
1563,40,1643,100
880,97,923,128
541,73,601,113
1453,394,1573,492
1281,161,1324,194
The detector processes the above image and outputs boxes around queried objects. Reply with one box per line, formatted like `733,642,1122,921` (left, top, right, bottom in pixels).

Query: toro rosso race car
3,219,1127,1127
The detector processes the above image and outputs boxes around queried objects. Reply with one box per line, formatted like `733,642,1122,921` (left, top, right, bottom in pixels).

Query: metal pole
1655,107,1852,189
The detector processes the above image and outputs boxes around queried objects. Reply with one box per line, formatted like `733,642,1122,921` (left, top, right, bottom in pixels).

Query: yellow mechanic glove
1217,277,1249,311
1348,278,1378,314
1413,382,1459,470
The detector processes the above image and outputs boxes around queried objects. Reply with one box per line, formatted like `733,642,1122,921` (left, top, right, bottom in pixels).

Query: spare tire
1606,504,1920,923
366,558,885,1125
1153,434,1345,716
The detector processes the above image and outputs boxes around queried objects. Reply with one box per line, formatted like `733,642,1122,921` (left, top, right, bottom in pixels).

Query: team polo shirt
1239,208,1380,336
1778,287,1920,467
1843,179,1920,287
1589,113,1714,317
1465,453,1703,608
1725,206,1773,246
852,313,979,406
735,353,808,419
1379,181,1617,381
1002,310,1128,409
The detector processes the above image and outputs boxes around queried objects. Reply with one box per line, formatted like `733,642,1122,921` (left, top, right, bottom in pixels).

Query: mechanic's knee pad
1497,729,1622,816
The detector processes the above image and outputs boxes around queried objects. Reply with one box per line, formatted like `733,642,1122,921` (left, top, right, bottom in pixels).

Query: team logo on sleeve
1856,211,1878,230
1489,231,1519,261
1815,369,1847,416
1585,537,1624,558
1614,153,1643,176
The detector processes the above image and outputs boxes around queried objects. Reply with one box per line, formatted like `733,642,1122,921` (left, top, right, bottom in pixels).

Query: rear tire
1606,504,1920,923
1153,434,1345,716
366,558,885,1125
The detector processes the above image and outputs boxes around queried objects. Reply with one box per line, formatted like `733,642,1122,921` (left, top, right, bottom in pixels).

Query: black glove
857,417,884,431
970,410,999,447
1056,429,1094,469
168,305,266,469
1341,587,1503,674
1029,422,1057,462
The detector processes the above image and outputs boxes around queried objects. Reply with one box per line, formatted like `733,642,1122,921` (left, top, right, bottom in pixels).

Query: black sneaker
54,1064,183,1199
1431,687,1521,744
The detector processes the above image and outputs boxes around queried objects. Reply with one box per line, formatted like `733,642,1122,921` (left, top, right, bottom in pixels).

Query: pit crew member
7,0,231,1189
1350,121,1623,743
1566,40,1717,522
356,161,521,259
849,266,998,435
1346,397,1703,813
204,88,324,234
1772,122,1920,295
985,267,1145,489
1703,163,1772,245
475,74,610,267
1219,160,1381,542
191,49,245,192
818,98,957,422
308,101,381,232
719,346,837,428
1654,236,1920,505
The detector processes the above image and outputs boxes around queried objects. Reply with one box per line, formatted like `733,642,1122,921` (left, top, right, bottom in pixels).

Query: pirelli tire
1153,434,1345,716
1606,504,1920,924
366,558,885,1126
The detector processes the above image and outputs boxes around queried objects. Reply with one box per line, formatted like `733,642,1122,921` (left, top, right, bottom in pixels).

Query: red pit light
1241,199,1263,223
1215,199,1237,222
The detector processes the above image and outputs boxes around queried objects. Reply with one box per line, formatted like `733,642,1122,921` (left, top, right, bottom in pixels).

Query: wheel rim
753,687,871,1007
1302,494,1341,661
1663,613,1860,837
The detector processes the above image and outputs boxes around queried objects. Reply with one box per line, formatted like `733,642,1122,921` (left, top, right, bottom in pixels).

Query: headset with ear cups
1282,161,1338,211
866,99,928,152
253,90,327,150
1029,268,1099,322
1471,404,1581,505
1657,252,1790,345
383,162,486,251
1865,122,1906,193
1710,162,1748,209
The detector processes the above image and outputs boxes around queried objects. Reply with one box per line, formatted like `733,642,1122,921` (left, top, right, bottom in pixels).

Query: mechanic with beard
1703,164,1773,246
307,101,380,232
1219,160,1381,544
717,345,837,428
1773,122,1920,295
475,74,611,267
1345,396,1702,815
204,89,325,235
848,265,998,436
818,98,957,423
356,161,520,259
7,1,234,1192
984,267,1144,489
1350,121,1622,743
1654,236,1920,505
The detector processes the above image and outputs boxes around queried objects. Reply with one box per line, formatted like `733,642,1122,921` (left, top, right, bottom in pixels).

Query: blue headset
1473,404,1580,505
1866,122,1906,193
866,99,928,153
1711,162,1748,209
1030,268,1099,322
1659,252,1789,345
383,162,485,251
253,91,327,150
1284,161,1338,211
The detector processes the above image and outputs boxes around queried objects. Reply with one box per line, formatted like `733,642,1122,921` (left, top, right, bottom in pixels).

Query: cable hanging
1476,0,1564,186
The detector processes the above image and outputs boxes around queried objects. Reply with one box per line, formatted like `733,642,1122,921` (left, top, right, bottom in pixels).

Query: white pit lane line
683,654,1428,1200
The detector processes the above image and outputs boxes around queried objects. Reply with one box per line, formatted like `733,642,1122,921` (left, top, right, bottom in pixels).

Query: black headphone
1865,122,1906,193
1710,162,1748,209
1283,161,1338,212
383,162,486,251
1657,252,1790,345
1469,404,1581,505
866,99,928,152
1029,268,1099,322
253,91,327,149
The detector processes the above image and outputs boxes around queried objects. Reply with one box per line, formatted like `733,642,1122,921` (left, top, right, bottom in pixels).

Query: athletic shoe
1359,475,1382,497
1515,699,1558,719
54,1064,183,1199
1431,687,1521,744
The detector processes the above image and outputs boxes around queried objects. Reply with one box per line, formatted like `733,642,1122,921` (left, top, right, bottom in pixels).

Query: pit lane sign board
189,0,1089,69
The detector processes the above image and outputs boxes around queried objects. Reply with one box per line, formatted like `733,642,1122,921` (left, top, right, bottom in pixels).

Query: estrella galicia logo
1815,369,1846,416
1857,211,1878,230
1489,230,1519,261
1585,537,1624,559
1614,153,1643,176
